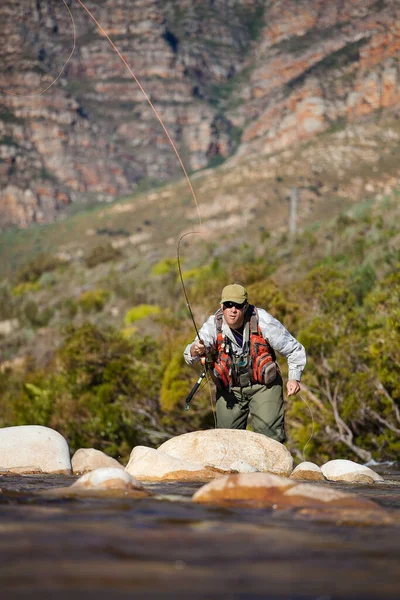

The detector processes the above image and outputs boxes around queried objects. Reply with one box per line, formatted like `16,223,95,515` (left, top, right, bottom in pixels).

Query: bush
0,282,15,319
14,254,65,284
21,300,54,327
151,258,176,276
78,289,111,313
124,304,161,324
84,243,122,268
6,323,163,460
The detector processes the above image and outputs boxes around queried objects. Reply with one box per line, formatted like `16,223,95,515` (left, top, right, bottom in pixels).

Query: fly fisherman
183,284,306,442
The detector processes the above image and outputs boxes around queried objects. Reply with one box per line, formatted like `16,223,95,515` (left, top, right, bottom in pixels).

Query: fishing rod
177,231,214,411
72,0,209,414
176,231,202,342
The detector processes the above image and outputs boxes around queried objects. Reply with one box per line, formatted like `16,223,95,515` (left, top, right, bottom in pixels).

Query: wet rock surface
0,465,399,599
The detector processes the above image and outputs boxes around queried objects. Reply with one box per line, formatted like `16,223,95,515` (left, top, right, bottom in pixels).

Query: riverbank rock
72,448,125,475
158,429,293,476
125,446,230,481
0,425,71,474
321,460,384,484
290,462,325,481
192,472,382,511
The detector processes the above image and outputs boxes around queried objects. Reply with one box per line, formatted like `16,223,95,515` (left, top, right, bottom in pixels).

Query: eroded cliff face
233,0,400,156
1,0,400,229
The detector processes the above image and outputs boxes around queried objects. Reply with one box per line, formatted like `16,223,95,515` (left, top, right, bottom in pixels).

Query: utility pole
289,186,298,236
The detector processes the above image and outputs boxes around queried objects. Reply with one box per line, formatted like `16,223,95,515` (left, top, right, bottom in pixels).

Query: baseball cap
220,284,248,304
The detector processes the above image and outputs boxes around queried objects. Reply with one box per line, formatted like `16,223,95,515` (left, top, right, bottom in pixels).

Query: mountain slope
1,0,400,229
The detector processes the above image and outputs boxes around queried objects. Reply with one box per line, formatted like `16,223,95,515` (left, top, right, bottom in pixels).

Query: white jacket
183,306,306,382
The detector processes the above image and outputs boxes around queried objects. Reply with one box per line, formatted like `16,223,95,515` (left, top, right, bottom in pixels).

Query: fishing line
298,392,315,461
0,0,76,97
73,1,312,448
74,0,203,229
74,0,210,417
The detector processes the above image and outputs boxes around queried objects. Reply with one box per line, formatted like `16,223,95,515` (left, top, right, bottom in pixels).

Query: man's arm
183,315,217,365
257,308,306,394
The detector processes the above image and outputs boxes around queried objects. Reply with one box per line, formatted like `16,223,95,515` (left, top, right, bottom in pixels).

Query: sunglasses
223,301,247,310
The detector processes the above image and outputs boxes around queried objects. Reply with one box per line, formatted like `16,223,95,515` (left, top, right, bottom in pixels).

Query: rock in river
321,459,384,484
72,447,125,474
0,425,71,474
72,467,144,491
125,445,229,481
158,429,293,476
192,472,384,512
290,461,325,481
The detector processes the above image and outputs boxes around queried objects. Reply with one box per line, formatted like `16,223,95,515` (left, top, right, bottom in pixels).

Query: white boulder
158,429,293,476
125,446,229,481
72,467,143,491
321,459,384,484
71,448,125,474
290,461,325,481
0,425,71,474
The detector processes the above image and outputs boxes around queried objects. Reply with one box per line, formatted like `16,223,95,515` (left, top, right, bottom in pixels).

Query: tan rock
192,472,295,506
193,472,382,511
71,448,125,475
158,429,293,476
125,446,229,482
290,461,325,481
321,460,384,484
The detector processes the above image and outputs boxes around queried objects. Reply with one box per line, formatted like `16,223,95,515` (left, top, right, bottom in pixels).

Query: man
183,283,306,442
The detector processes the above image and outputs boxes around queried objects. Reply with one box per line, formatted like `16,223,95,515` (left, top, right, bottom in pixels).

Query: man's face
222,301,248,329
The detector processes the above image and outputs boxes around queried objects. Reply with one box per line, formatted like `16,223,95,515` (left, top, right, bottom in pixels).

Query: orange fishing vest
212,305,277,389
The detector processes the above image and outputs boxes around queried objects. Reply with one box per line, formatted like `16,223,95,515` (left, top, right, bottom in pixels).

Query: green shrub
12,281,41,296
4,323,163,459
151,258,176,276
14,254,64,284
78,289,111,313
0,282,15,319
124,304,161,324
84,242,122,268
349,264,376,305
22,300,54,327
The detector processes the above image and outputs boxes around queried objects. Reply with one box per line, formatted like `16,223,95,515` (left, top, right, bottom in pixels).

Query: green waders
215,373,286,442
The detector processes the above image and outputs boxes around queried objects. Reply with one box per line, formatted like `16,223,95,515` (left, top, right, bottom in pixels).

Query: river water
1,463,399,600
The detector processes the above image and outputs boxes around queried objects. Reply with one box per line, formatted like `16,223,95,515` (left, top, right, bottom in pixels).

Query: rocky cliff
1,0,399,229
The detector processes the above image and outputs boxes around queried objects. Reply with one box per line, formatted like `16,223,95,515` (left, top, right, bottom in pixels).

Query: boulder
290,461,325,481
158,429,293,476
72,467,144,491
72,448,125,475
0,425,71,474
229,459,259,473
125,446,230,481
40,467,151,499
321,460,384,484
192,472,382,511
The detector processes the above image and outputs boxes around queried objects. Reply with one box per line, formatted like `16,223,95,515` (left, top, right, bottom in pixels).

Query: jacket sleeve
183,315,217,365
257,308,306,381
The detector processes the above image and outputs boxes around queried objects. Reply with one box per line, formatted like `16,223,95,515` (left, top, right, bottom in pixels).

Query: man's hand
286,379,300,396
190,340,206,358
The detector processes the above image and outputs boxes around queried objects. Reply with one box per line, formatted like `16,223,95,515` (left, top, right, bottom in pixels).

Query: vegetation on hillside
0,186,399,465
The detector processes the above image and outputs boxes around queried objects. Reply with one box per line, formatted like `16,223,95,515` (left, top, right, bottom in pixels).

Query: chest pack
212,305,278,389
